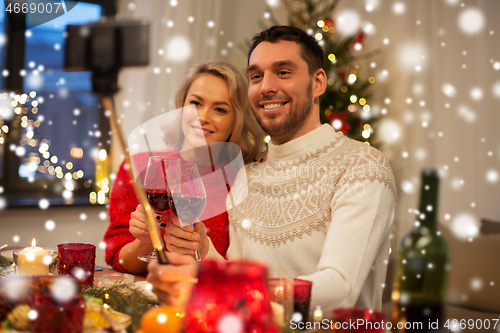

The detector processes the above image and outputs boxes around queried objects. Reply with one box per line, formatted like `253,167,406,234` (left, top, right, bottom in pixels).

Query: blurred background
0,0,499,314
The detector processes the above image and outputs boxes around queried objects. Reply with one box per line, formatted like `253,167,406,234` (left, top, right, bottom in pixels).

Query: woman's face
181,73,236,150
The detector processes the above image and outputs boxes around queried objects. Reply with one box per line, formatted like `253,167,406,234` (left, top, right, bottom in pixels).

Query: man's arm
298,174,395,314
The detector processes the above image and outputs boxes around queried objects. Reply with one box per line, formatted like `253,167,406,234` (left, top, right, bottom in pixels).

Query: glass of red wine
138,156,180,263
166,162,207,261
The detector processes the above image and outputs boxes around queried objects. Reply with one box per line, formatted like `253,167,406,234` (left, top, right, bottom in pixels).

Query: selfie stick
64,20,169,265
101,96,169,265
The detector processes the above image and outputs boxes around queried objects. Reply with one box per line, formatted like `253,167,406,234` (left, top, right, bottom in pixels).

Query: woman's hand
147,252,198,312
129,204,168,244
255,149,268,163
164,215,209,259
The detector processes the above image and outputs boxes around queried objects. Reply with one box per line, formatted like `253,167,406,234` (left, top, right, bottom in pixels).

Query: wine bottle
391,170,450,333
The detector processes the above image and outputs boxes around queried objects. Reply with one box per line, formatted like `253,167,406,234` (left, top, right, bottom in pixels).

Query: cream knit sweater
206,124,396,315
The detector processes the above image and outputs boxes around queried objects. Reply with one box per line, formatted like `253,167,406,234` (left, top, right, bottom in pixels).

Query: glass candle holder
332,308,386,333
13,247,57,276
268,269,293,327
183,260,279,333
292,278,313,324
57,243,96,286
30,294,85,333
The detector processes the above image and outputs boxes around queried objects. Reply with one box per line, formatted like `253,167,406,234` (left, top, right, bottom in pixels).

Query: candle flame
31,238,36,249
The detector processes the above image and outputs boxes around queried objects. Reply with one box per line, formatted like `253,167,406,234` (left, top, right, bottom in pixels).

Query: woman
104,62,265,275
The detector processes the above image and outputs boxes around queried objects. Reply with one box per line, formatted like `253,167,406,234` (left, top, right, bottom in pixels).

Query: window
1,1,115,206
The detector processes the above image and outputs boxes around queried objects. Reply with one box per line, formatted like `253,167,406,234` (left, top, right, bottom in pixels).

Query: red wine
171,195,207,223
167,190,177,216
145,189,170,214
293,299,311,324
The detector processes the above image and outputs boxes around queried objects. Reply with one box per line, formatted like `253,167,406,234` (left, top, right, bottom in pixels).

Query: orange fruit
140,305,183,333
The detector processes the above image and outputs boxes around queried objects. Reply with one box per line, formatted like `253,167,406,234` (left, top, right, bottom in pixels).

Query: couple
104,26,396,315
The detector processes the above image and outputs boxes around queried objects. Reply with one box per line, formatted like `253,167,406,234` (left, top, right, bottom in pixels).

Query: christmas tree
265,0,380,144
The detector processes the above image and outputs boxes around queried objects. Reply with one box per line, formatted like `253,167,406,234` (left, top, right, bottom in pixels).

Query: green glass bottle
391,170,450,333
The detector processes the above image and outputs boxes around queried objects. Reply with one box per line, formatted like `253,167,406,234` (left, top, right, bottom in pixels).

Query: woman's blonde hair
173,62,265,164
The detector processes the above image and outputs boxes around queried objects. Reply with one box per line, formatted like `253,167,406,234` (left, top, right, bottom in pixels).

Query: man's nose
260,75,278,95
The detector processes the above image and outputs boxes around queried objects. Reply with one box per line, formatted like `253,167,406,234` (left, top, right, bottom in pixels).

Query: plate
135,281,158,301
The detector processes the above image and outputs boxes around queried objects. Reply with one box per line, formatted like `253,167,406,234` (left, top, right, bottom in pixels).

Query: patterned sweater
206,124,396,314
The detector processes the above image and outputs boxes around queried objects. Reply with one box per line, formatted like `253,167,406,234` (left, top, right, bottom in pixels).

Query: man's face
247,40,315,142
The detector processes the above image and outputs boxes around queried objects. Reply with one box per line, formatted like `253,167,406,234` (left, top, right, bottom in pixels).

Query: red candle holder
30,294,85,333
57,243,96,286
183,260,279,333
292,278,312,324
332,308,386,333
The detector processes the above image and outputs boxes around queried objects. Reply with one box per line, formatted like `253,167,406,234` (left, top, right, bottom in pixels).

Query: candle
17,238,49,276
271,301,285,327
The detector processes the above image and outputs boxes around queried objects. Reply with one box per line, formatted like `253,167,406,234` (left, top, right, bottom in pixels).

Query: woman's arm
104,161,164,275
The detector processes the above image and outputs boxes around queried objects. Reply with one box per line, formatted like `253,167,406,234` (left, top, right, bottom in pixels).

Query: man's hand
129,204,167,245
147,252,198,313
164,215,209,259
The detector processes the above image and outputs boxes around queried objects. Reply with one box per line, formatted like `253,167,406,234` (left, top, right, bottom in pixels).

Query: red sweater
104,154,231,274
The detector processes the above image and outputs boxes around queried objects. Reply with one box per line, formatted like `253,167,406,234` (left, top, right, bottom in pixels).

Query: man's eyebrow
247,60,298,73
247,64,259,73
272,60,298,68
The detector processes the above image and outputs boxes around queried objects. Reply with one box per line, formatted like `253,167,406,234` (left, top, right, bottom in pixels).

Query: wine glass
166,163,207,261
137,156,180,263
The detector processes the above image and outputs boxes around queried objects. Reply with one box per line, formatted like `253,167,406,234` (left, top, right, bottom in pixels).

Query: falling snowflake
441,83,457,97
50,277,78,303
457,105,476,123
39,199,50,210
470,87,483,100
27,309,38,320
335,9,361,36
166,36,192,62
470,278,483,291
485,169,499,183
458,8,485,35
45,220,56,231
217,314,243,333
392,2,406,15
451,213,479,240
377,119,401,145
265,0,280,8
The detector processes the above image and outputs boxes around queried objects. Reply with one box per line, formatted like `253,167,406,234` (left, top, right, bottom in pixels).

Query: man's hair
248,26,324,75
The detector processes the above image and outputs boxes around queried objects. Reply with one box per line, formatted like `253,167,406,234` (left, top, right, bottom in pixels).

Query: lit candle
17,238,49,276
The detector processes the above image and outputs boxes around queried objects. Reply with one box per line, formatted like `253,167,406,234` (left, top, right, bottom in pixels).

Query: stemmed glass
166,163,207,261
137,156,180,263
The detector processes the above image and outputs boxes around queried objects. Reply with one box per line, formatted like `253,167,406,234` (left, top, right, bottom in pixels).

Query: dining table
2,246,500,333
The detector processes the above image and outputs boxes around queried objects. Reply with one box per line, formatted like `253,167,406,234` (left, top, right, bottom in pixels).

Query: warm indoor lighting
70,147,84,159
98,149,107,161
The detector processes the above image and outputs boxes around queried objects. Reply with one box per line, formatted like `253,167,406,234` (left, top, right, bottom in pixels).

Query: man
149,26,396,315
